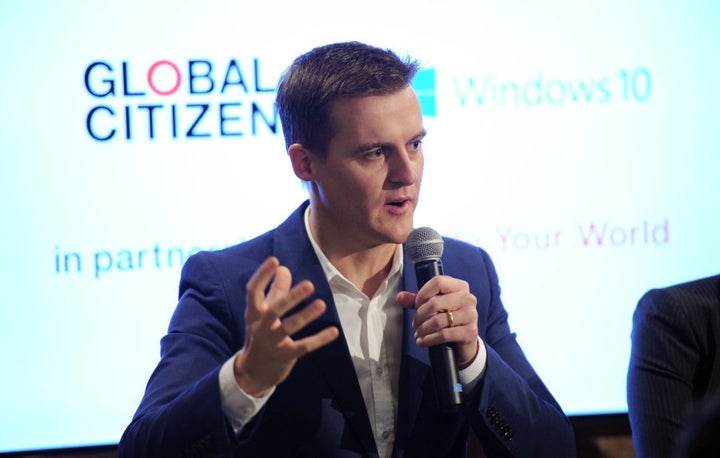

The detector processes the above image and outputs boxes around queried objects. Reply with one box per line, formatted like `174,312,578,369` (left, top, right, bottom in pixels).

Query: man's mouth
387,198,410,208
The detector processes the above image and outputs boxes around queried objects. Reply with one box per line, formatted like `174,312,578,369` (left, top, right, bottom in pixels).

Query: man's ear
288,143,315,181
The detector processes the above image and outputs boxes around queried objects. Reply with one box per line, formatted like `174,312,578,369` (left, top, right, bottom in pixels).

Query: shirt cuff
459,337,487,389
219,353,275,434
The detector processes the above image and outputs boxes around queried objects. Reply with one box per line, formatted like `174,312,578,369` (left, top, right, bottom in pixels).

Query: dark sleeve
463,248,576,457
118,251,255,458
627,289,704,458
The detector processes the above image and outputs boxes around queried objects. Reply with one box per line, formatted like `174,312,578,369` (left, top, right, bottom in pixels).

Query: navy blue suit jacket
119,202,574,457
627,274,720,458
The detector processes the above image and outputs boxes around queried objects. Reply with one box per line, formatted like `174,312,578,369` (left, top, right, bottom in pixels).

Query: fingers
238,258,338,392
280,299,327,336
266,263,292,303
246,256,281,313
294,325,340,354
415,307,465,338
410,276,473,322
414,308,478,350
247,257,319,326
276,298,339,355
396,291,417,309
409,275,478,348
260,270,317,328
246,257,336,345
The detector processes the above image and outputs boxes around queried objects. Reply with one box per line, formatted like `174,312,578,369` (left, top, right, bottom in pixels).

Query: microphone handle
415,260,463,411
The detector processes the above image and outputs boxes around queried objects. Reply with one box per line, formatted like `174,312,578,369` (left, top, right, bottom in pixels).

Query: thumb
396,291,418,310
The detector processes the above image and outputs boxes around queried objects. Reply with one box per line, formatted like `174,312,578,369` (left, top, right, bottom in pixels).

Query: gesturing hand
233,257,339,397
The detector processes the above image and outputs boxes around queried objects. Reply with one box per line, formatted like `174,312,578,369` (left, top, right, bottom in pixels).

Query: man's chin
386,225,415,245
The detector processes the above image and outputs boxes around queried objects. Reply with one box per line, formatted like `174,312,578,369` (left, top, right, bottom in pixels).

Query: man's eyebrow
353,129,427,153
353,130,427,153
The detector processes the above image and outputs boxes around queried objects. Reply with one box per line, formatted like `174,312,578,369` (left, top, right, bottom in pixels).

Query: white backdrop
1,0,719,452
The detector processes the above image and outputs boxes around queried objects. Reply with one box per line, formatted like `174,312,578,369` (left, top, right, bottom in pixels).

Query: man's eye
412,140,423,150
368,148,384,158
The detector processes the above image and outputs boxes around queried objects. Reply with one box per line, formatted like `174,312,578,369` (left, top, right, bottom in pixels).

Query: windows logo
413,68,437,117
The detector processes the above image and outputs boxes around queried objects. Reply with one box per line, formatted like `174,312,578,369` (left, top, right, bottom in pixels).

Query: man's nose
388,149,420,185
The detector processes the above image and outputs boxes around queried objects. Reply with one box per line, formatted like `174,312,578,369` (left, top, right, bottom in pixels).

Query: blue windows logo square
413,68,437,117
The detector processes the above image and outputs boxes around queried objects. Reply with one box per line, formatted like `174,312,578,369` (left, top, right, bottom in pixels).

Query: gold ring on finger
447,310,455,328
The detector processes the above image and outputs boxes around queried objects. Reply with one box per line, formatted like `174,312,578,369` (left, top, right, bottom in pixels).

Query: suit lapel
393,257,432,453
306,275,378,454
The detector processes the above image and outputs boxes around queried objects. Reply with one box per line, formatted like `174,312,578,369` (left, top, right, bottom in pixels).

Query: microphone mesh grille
405,227,444,262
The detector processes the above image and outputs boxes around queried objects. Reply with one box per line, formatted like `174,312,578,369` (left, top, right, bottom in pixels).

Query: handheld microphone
405,227,463,412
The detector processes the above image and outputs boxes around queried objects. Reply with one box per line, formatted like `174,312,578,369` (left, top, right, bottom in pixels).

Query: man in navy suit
627,274,720,457
119,41,574,457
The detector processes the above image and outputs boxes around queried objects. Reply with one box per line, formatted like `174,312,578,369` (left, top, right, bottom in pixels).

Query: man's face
308,85,425,251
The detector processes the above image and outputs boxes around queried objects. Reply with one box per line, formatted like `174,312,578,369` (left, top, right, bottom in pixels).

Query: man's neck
307,207,398,297
327,245,397,298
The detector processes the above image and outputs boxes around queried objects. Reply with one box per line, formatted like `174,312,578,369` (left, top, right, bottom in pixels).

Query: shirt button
382,430,391,439
376,366,383,376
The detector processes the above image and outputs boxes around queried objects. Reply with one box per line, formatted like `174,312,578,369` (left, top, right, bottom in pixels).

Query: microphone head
405,227,444,263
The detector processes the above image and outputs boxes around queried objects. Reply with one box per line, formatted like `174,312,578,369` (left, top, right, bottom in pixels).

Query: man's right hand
233,256,339,397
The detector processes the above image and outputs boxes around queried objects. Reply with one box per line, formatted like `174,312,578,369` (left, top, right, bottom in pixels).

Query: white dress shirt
309,219,403,457
219,208,486,457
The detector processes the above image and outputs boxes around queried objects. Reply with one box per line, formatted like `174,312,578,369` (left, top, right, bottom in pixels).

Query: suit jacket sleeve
443,242,575,457
118,250,257,458
627,276,720,458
